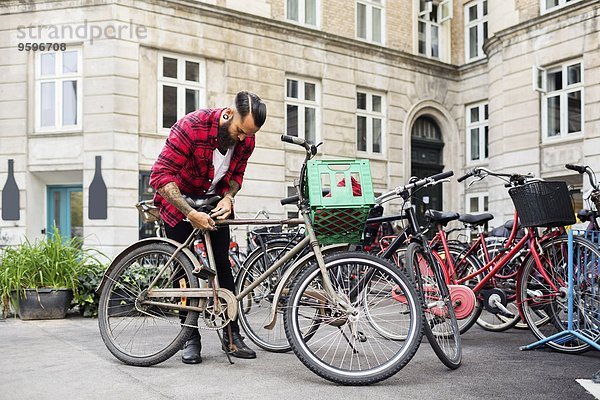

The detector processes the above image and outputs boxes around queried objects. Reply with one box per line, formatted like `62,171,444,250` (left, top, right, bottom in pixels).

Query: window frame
466,102,489,164
416,0,453,60
540,60,584,142
540,0,583,14
285,0,321,28
284,76,321,144
35,47,83,133
465,192,489,214
356,89,386,156
157,52,206,134
356,0,386,45
464,0,488,63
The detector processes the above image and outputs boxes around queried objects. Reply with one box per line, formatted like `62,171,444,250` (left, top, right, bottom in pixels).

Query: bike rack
521,229,600,352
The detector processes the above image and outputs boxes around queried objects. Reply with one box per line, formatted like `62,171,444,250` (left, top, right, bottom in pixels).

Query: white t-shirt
207,146,234,194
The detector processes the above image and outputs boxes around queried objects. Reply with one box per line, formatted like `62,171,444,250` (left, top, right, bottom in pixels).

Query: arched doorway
411,116,444,227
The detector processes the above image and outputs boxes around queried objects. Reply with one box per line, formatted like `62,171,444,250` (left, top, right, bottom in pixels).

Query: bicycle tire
98,243,199,366
406,242,462,369
519,235,600,354
284,252,423,385
236,240,302,353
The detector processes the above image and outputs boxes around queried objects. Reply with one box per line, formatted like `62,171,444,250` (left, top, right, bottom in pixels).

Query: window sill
356,150,387,161
466,158,489,167
541,133,583,146
32,128,83,137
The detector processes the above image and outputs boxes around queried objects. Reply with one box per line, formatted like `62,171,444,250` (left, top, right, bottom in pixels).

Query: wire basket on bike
306,159,375,245
508,181,575,227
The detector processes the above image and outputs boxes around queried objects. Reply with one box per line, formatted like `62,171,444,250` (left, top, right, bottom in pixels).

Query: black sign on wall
89,156,107,219
2,159,20,221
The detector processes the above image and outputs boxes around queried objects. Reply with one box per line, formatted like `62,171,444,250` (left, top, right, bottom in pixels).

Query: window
541,0,582,14
158,53,205,132
417,0,452,59
36,48,82,131
464,0,488,62
466,192,489,214
537,61,583,140
286,0,319,27
466,103,489,163
139,172,157,239
356,90,385,154
356,0,384,44
285,77,320,143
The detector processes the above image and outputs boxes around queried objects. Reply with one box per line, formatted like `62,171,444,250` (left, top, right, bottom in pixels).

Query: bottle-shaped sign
89,155,107,219
2,159,20,221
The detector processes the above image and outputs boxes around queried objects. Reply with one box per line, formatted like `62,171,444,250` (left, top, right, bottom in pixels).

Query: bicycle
372,172,463,369
97,135,423,385
566,163,600,231
457,167,600,353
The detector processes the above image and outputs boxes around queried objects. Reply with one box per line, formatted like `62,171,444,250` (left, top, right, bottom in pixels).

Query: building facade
0,0,598,257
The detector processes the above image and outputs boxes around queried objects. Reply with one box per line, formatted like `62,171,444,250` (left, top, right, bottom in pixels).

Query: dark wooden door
411,117,444,229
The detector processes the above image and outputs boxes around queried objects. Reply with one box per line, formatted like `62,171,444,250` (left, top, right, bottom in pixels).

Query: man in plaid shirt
150,91,267,363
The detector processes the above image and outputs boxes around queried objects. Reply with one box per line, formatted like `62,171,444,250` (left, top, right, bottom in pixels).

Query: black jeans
164,220,239,334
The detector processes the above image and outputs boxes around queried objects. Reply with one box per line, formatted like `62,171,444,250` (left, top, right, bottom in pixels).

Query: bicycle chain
135,300,233,332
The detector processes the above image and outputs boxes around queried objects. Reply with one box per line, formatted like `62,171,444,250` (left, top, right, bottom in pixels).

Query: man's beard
218,120,237,149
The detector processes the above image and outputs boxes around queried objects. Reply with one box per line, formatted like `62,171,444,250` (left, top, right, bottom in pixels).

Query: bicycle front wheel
284,252,423,385
519,235,600,354
98,243,199,366
406,242,462,369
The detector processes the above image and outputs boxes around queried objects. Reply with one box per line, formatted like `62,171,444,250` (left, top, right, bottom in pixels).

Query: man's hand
210,196,233,220
187,210,217,230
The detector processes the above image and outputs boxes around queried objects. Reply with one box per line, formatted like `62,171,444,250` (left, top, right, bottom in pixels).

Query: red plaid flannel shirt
149,108,255,227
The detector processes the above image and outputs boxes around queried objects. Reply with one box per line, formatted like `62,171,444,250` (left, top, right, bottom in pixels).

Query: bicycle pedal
192,266,216,279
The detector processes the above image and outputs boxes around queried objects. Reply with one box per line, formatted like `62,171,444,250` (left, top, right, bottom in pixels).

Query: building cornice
2,0,460,79
483,0,599,58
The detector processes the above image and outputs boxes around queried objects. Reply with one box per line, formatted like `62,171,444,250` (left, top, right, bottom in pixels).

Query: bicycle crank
481,288,515,318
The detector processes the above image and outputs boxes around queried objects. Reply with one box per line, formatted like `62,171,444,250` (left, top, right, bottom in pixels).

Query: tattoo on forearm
226,181,240,197
158,182,194,216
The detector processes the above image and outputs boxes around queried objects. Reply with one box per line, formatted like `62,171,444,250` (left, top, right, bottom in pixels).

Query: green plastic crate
306,159,375,245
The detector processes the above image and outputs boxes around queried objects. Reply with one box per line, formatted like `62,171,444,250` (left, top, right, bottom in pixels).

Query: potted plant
0,227,105,320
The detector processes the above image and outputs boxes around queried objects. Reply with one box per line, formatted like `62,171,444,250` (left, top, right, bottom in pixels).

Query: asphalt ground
0,313,598,400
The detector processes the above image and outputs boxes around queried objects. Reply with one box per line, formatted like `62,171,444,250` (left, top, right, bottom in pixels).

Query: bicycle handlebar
375,170,454,204
565,163,599,190
457,167,534,186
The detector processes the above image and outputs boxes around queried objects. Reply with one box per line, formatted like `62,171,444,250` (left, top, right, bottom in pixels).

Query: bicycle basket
306,159,375,245
136,200,161,223
508,181,575,227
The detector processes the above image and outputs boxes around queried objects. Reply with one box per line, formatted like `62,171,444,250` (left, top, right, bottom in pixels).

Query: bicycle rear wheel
406,242,462,369
98,243,199,366
284,252,423,385
519,235,600,354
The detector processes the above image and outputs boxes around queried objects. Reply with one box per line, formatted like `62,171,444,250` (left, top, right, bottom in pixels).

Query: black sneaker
222,331,256,359
182,331,202,364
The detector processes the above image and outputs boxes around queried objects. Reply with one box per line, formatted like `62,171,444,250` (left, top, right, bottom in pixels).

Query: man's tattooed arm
157,182,194,216
225,180,240,197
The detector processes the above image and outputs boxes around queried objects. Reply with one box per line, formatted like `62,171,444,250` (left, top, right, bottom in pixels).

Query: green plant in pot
0,227,106,320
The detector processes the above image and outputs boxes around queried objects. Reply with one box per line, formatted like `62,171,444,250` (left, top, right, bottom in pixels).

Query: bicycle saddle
424,210,460,226
459,213,494,226
183,195,221,213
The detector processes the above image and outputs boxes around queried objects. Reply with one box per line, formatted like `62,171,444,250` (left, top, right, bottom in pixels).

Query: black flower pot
11,289,73,320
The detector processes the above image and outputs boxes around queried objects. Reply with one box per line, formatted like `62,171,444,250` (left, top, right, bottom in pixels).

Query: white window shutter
532,65,546,93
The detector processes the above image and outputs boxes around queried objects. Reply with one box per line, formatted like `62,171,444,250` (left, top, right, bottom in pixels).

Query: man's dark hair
235,91,267,128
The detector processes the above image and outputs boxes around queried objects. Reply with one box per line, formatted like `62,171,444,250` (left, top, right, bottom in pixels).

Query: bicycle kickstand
216,327,235,365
